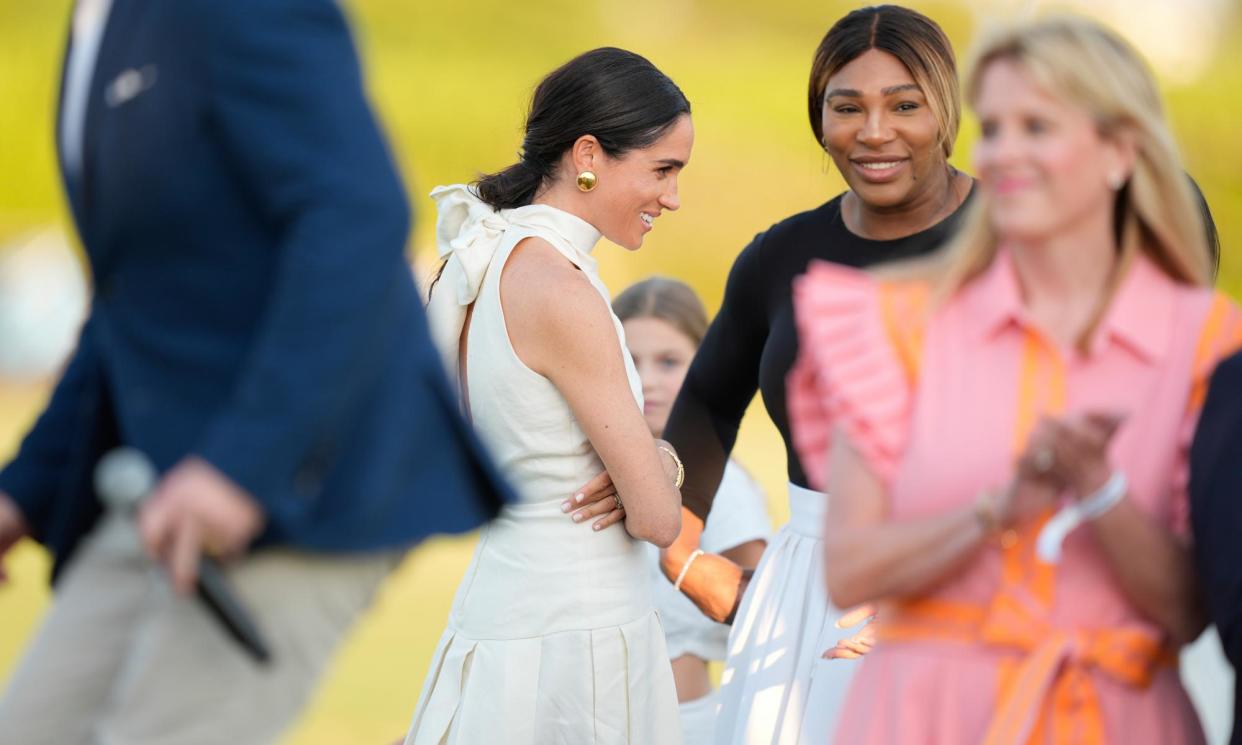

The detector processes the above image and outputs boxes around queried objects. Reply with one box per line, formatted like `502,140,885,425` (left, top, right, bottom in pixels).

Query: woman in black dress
633,6,972,743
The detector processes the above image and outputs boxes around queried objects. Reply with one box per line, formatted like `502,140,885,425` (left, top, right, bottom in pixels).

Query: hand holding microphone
136,457,266,590
96,448,272,663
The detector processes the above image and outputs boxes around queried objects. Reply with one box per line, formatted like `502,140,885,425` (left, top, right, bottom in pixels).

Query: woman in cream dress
405,48,693,745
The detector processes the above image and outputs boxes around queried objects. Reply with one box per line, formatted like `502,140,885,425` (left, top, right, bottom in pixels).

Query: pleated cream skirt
406,611,681,745
405,500,682,745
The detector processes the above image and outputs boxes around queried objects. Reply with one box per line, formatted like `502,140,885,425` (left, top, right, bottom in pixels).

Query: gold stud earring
576,170,597,192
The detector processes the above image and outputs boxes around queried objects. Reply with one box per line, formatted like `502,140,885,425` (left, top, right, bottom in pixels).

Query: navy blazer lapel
80,0,133,225
55,16,84,226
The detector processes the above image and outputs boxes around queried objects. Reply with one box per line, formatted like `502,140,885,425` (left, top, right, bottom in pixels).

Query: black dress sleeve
664,233,770,521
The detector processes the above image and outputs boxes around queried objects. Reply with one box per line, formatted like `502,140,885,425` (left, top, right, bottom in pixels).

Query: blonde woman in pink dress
787,16,1241,745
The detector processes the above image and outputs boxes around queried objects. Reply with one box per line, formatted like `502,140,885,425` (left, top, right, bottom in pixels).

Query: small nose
635,360,656,390
660,180,681,212
858,110,894,147
978,124,1023,168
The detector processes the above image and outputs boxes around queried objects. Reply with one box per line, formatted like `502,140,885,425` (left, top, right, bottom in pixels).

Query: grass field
2,0,1240,742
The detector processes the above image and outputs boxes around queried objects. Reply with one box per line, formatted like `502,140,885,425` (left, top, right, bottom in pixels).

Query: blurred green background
1,1,1239,742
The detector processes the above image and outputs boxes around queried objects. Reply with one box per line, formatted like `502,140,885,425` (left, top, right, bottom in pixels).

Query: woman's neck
845,164,966,241
1007,210,1119,350
532,181,591,222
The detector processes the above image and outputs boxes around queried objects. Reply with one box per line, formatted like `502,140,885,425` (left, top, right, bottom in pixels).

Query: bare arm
1089,500,1204,644
503,240,680,547
567,460,747,623
0,492,29,585
822,435,991,609
830,408,1203,642
823,424,1061,609
721,539,766,570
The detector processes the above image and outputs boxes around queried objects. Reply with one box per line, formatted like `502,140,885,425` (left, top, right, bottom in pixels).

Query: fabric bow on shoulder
431,184,511,306
425,184,511,378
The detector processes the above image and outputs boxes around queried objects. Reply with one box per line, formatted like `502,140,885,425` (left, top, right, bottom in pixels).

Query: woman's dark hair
1110,174,1220,277
613,277,709,346
475,47,691,210
1188,176,1221,277
808,5,959,158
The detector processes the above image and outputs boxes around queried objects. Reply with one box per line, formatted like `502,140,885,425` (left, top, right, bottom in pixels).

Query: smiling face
622,316,696,437
587,114,693,250
821,49,946,210
972,59,1131,243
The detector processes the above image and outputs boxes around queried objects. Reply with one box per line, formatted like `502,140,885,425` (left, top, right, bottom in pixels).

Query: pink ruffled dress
786,249,1242,745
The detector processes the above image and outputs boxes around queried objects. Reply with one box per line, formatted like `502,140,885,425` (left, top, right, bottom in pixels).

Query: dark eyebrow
825,83,923,100
882,83,922,96
655,158,685,168
824,88,861,100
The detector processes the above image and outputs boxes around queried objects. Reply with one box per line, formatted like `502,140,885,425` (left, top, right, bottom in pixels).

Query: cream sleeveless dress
406,185,682,745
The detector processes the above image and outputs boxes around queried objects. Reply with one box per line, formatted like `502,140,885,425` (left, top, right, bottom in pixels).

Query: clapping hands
1000,410,1126,528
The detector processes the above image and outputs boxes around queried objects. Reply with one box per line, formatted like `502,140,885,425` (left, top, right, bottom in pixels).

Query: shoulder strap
877,280,932,386
1188,290,1242,414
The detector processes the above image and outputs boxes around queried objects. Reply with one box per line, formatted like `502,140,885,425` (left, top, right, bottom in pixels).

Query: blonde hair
921,16,1211,339
808,5,961,160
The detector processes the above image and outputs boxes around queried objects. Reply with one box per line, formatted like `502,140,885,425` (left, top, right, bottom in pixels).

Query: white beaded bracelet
673,549,705,592
1035,471,1128,563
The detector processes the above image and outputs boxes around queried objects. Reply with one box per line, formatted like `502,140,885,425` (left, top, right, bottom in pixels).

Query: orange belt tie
877,594,1174,745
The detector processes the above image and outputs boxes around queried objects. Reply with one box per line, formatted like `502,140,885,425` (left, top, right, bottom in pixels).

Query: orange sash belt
876,594,1175,745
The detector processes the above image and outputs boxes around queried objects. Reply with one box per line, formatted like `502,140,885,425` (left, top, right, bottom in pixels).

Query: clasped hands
993,410,1126,531
821,412,1125,661
562,438,682,532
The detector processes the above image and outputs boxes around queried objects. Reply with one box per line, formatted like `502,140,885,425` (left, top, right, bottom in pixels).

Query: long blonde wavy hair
909,16,1211,344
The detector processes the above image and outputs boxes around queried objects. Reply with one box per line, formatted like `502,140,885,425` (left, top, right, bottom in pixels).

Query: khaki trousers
0,517,398,744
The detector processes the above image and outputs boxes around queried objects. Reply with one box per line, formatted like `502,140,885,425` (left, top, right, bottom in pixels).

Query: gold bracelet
657,445,685,490
974,490,1019,549
973,490,1000,534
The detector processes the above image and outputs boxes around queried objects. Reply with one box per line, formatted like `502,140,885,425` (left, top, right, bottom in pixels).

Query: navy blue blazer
0,0,512,579
1190,350,1242,745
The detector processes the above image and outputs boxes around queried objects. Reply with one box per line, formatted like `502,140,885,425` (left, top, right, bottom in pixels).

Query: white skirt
1181,627,1235,745
679,691,720,745
406,611,682,745
712,484,858,745
405,498,683,745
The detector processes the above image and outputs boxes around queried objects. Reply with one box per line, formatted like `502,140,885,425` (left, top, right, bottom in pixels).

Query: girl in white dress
613,278,772,745
406,48,692,745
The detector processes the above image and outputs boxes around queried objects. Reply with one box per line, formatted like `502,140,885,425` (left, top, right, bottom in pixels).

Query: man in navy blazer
0,0,510,740
1191,350,1242,745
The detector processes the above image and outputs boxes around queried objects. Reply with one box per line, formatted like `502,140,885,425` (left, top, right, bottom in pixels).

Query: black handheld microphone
95,448,274,665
